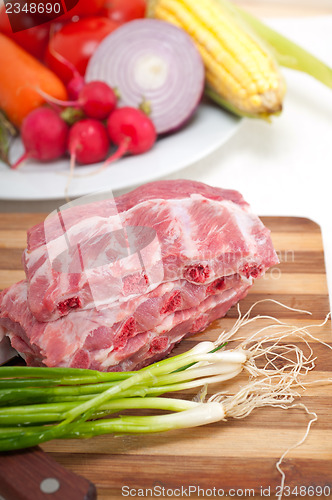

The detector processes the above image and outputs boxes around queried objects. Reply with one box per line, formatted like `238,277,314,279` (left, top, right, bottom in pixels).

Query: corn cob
229,2,332,91
147,0,286,118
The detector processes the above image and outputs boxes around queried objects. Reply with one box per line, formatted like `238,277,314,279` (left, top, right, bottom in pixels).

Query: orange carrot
0,33,68,128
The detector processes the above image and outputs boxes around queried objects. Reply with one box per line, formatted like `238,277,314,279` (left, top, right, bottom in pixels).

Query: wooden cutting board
0,215,331,500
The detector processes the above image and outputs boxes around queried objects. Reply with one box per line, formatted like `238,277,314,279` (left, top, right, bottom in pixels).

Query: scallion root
209,300,331,500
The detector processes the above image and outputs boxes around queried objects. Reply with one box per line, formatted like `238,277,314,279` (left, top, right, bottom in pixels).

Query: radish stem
37,90,78,108
11,151,30,170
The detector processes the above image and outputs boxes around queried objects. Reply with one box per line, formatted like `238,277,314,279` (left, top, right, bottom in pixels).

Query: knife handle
0,447,96,500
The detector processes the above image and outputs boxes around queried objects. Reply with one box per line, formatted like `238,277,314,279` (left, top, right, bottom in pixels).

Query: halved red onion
85,19,205,134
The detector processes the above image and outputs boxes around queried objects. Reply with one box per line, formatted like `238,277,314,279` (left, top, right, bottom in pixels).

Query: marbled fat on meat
0,180,278,370
23,180,278,322
0,279,249,370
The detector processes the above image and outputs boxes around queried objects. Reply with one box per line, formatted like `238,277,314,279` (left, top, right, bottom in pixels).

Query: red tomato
101,0,146,24
57,0,105,21
0,8,50,60
45,17,119,83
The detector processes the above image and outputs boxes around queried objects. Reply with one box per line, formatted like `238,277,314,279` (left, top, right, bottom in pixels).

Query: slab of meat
23,180,278,322
0,279,250,371
0,180,278,371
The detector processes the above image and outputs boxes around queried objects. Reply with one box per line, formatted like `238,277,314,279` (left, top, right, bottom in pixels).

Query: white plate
0,101,241,200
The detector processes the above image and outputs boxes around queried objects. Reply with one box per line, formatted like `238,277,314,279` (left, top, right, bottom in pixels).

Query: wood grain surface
0,215,331,500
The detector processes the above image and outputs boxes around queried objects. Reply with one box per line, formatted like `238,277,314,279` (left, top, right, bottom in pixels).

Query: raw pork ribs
0,180,278,370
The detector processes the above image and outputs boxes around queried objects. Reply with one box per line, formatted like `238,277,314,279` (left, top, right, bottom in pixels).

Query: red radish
11,108,68,169
67,75,85,100
78,82,117,120
68,119,110,165
79,107,156,177
104,107,156,166
65,119,110,198
38,81,117,120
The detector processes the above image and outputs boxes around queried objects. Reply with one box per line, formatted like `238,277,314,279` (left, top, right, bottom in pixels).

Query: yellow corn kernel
148,0,286,117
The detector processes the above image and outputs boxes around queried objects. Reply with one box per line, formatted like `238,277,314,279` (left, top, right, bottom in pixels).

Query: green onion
0,341,245,451
0,402,225,451
0,397,198,426
0,308,319,454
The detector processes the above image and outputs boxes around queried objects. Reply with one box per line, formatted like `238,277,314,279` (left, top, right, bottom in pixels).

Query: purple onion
85,19,205,135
